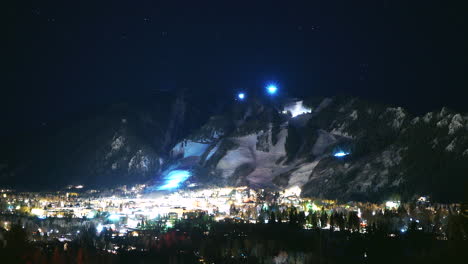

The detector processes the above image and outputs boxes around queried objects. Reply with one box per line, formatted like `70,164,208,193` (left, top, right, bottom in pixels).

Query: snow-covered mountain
1,95,466,201
0,92,215,190
164,97,468,202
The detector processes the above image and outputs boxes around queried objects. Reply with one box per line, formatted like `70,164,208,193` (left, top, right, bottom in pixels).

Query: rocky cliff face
2,95,466,201
165,97,468,202
0,92,211,190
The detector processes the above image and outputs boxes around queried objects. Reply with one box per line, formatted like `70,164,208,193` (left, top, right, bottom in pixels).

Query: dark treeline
1,210,467,264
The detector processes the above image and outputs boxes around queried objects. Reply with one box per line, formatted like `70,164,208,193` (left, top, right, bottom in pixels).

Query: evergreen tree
269,211,276,224
347,211,360,232
320,208,328,228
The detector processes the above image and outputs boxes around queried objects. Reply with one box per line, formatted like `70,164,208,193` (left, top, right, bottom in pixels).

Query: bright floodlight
283,100,312,118
266,84,278,95
157,170,191,190
238,93,245,100
333,151,349,157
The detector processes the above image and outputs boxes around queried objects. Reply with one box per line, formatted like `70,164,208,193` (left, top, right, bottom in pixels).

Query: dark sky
4,0,468,134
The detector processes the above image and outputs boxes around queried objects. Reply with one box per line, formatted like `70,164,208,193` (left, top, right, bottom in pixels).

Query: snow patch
128,150,150,172
172,140,210,158
423,112,433,123
330,122,352,138
448,114,464,135
216,134,257,179
111,135,125,151
437,118,449,127
438,107,450,118
386,107,406,129
205,141,221,161
349,110,358,120
216,127,288,186
445,139,457,152
312,130,338,156
288,161,320,187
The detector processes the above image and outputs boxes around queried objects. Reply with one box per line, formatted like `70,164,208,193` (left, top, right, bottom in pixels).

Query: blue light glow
266,84,278,95
333,151,350,157
238,93,245,100
157,170,191,190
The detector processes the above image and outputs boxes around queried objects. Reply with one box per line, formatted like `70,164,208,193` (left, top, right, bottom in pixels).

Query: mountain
1,95,467,202
0,91,218,190
165,96,468,202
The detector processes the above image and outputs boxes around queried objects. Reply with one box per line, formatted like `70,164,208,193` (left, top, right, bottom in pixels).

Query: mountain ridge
1,95,467,202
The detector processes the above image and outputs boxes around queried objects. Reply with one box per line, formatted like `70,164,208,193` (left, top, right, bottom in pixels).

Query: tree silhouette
320,208,328,228
347,211,360,232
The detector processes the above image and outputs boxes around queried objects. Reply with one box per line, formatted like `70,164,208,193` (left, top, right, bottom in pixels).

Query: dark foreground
1,219,467,264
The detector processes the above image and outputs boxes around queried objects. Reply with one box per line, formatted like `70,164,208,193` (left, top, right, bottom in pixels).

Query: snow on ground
423,112,433,123
437,118,449,127
172,140,210,158
446,138,457,152
287,160,320,187
216,134,257,179
438,107,450,118
111,135,125,150
349,110,358,120
386,107,406,129
312,130,338,156
330,124,352,138
205,141,220,161
246,128,288,186
106,134,126,159
215,127,289,186
448,114,464,135
128,150,150,172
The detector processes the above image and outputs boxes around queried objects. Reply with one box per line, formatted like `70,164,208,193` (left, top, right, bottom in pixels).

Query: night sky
4,0,468,135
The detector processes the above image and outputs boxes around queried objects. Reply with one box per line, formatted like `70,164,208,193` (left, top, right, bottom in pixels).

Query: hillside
165,96,468,202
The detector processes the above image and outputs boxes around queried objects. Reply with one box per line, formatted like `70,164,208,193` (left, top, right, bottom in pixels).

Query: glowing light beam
238,93,245,100
157,170,191,190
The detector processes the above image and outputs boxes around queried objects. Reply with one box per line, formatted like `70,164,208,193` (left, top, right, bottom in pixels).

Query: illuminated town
1,184,462,247
3,1,468,262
